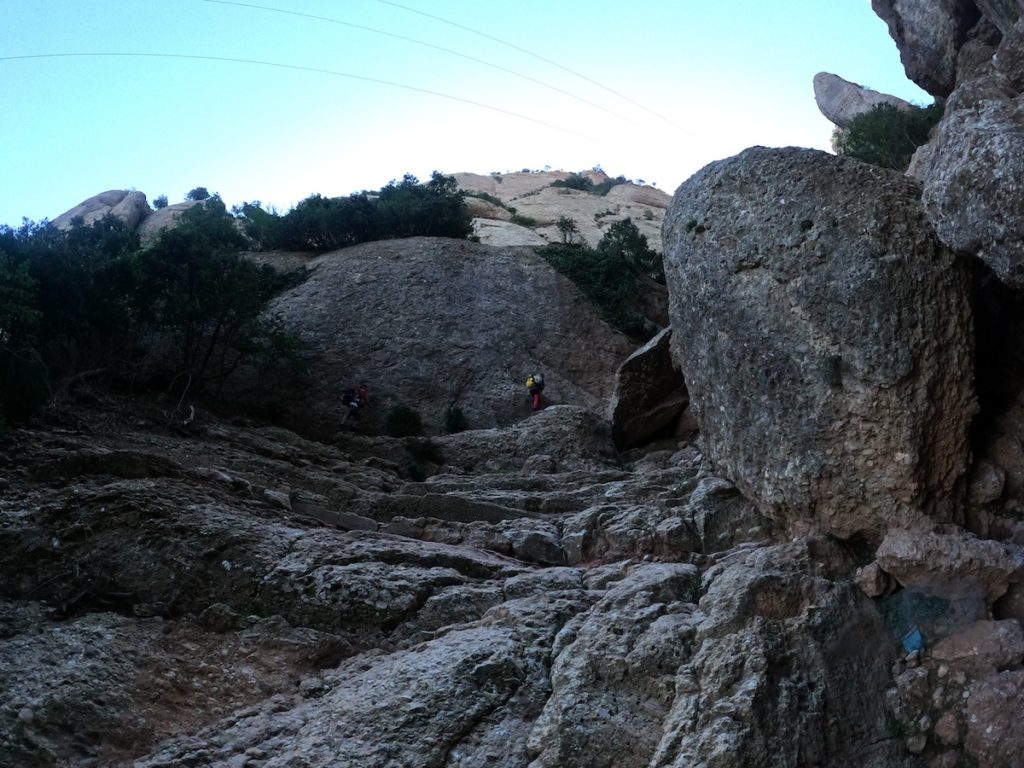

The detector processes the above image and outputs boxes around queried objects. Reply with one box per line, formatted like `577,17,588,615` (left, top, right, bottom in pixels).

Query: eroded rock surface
269,238,637,438
661,146,975,540
813,72,914,128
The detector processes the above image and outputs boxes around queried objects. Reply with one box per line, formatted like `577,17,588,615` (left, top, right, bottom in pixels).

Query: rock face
270,237,637,438
455,170,671,252
50,189,150,230
136,200,205,243
871,0,982,97
813,72,914,128
608,327,689,449
661,146,975,540
909,17,1024,288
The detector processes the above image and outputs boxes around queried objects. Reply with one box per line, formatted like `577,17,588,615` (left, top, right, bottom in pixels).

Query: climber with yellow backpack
525,373,546,412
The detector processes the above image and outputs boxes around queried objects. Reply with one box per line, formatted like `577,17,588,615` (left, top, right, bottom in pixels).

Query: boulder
812,72,914,129
964,670,1024,767
608,326,688,449
51,189,150,230
870,0,982,97
661,146,975,539
930,619,1024,672
875,528,1018,604
976,0,1024,34
270,238,635,438
910,20,1024,288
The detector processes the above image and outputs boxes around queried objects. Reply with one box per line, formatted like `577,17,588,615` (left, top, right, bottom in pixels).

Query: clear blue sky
0,0,930,226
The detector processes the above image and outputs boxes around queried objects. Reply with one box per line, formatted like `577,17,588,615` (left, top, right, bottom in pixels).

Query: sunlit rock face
661,146,975,540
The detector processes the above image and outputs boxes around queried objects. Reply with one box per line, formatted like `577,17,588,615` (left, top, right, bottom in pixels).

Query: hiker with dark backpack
525,373,546,411
342,383,369,426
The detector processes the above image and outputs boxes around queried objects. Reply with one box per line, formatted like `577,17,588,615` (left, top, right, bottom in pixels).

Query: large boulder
813,72,914,129
871,0,982,97
910,18,1024,288
661,147,975,540
270,237,637,438
136,200,204,243
50,189,150,230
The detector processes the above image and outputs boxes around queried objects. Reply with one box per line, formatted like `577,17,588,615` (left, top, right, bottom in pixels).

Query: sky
0,0,931,226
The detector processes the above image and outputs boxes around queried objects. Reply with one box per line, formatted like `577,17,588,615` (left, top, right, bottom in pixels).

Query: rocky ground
6,388,1016,768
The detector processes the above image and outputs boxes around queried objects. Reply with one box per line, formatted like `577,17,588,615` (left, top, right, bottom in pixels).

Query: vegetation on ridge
538,217,663,340
237,172,473,252
835,102,943,171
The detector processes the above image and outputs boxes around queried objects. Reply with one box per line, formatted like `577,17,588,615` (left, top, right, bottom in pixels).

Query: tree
836,103,943,171
376,172,473,239
132,197,303,387
0,246,49,425
597,218,663,282
556,216,582,245
186,186,211,202
153,195,169,209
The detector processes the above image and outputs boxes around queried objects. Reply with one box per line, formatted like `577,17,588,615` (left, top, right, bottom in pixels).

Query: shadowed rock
813,72,914,129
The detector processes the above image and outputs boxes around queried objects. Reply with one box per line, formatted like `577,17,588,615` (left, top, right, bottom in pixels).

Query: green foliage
538,218,663,339
550,173,594,192
593,175,628,196
465,191,507,209
0,247,48,424
385,404,423,437
186,186,211,202
153,195,169,209
836,103,943,170
238,172,472,252
598,218,664,282
132,197,303,387
376,172,473,239
1,215,140,376
444,405,468,434
510,213,537,227
556,216,582,245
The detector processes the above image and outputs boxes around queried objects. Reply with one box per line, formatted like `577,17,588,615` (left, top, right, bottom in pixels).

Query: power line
198,0,653,132
376,0,690,135
0,52,601,142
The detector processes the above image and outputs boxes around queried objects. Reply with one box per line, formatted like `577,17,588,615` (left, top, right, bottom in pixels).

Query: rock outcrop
455,170,671,252
813,72,914,128
269,237,637,438
909,17,1024,288
871,0,982,97
50,189,150,230
661,146,975,540
608,327,689,449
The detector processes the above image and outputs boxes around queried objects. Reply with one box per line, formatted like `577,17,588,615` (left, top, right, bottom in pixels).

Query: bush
131,197,305,388
836,103,943,171
186,187,211,202
550,173,594,192
385,405,423,437
153,195,169,209
240,172,473,252
538,218,663,339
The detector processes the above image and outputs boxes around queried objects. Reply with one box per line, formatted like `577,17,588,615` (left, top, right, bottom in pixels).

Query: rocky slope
9,3,1024,767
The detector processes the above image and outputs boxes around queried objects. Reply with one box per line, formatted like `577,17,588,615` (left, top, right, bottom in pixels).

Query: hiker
342,383,370,426
525,373,545,411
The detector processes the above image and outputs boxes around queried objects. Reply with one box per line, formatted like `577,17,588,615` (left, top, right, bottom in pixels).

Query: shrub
593,175,629,196
385,405,423,437
186,186,211,202
550,173,594,192
153,195,169,209
836,103,943,171
510,213,537,227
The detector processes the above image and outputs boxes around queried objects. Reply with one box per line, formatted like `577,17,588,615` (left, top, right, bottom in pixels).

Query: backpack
534,373,544,390
342,389,355,406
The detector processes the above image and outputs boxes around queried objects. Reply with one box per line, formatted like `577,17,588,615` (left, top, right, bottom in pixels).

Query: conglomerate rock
661,146,975,540
910,17,1024,288
268,237,637,439
870,0,982,97
813,72,914,129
